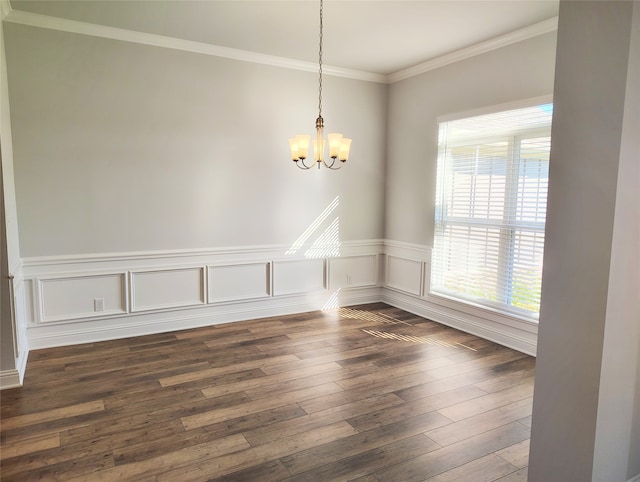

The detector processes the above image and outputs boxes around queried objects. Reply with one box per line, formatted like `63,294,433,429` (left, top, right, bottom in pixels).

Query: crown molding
3,7,557,85
0,0,11,20
387,16,559,84
2,8,387,84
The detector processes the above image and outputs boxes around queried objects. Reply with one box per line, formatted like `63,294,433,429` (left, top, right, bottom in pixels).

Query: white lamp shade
295,134,310,160
339,138,352,161
328,133,343,158
288,138,299,160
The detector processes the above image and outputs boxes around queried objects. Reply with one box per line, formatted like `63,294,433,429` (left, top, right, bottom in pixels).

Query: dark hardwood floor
0,303,534,481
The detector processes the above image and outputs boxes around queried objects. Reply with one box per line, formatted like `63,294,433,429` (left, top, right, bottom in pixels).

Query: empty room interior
1,0,638,481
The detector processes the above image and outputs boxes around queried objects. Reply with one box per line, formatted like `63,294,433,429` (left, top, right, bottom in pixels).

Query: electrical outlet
94,298,105,312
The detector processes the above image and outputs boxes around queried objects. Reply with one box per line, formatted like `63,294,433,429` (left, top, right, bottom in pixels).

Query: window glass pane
449,142,509,221
516,137,550,224
511,230,545,312
438,225,502,302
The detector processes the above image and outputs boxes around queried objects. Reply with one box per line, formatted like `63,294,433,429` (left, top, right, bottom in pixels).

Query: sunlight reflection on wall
286,196,340,258
322,289,341,310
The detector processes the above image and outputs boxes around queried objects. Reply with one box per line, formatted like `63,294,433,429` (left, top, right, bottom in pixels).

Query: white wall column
528,1,640,481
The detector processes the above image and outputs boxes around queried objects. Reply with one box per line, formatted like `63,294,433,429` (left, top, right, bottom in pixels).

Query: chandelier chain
318,0,323,118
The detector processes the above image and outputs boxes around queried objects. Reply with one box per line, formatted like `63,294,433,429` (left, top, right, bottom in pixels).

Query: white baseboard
0,369,22,389
0,331,30,389
26,287,383,350
382,289,537,356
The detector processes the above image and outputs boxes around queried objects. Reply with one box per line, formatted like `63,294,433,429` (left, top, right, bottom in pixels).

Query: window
431,102,553,319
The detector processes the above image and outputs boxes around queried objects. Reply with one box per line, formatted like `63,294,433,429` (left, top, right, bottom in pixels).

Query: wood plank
427,398,533,446
67,433,250,482
346,385,487,433
155,422,358,481
287,433,439,481
0,448,114,480
0,433,60,460
243,392,405,447
158,354,298,387
199,361,343,398
495,467,529,481
207,459,292,482
372,422,530,482
1,400,105,431
113,404,306,465
182,382,343,430
495,439,531,468
280,411,451,475
424,453,520,482
437,382,533,422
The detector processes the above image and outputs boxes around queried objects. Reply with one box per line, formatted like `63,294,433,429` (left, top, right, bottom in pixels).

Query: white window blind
431,102,553,319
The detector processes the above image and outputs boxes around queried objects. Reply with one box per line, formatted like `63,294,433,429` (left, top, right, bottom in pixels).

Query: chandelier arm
296,159,314,170
322,158,344,170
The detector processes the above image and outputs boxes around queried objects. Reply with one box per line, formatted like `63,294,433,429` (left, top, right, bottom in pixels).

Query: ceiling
7,0,559,76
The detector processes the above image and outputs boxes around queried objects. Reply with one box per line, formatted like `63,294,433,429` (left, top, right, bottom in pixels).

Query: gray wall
528,2,639,481
384,31,557,245
4,23,387,257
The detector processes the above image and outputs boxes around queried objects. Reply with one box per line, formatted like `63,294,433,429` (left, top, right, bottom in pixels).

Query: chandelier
288,0,352,170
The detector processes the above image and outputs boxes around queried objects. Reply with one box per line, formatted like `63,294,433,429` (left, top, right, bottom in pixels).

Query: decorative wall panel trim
20,240,385,273
130,267,205,312
385,255,423,296
272,258,326,296
18,241,383,349
328,255,379,290
383,240,432,261
36,273,127,323
208,262,271,304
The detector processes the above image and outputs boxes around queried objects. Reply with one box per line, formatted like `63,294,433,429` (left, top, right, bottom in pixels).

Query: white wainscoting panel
272,259,325,296
385,255,423,296
328,255,379,290
208,262,270,303
131,267,204,312
7,240,541,366
37,273,126,322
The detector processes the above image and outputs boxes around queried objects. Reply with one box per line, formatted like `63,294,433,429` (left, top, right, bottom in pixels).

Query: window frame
430,97,553,322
